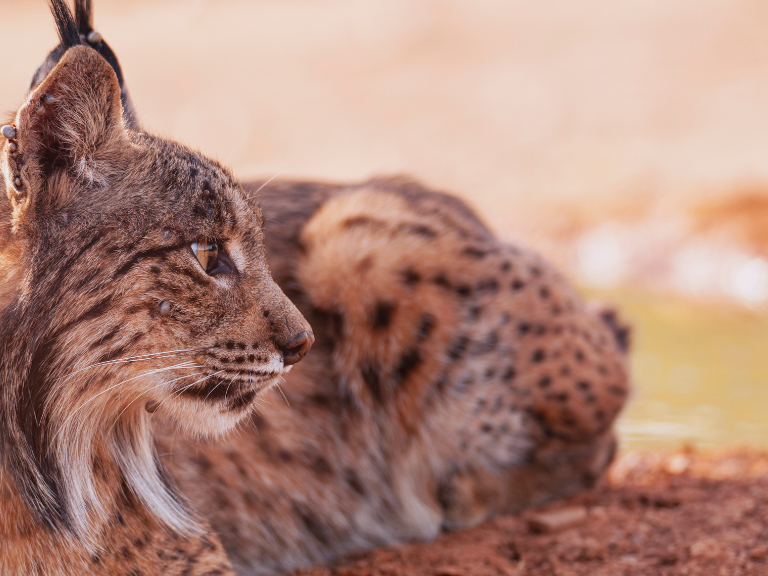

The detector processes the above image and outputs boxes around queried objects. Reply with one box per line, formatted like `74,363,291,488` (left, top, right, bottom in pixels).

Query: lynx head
0,0,312,544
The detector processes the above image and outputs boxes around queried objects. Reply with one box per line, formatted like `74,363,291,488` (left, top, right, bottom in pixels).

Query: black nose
281,331,314,366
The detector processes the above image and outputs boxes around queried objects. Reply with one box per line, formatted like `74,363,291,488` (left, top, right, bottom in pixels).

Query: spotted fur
1,2,630,575
166,177,627,574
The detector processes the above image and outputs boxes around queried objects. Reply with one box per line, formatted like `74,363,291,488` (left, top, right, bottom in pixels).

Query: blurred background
2,0,768,450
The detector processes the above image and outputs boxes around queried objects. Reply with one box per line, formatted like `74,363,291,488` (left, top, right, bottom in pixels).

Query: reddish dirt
293,449,768,576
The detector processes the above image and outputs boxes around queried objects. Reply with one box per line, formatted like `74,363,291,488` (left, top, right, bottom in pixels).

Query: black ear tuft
74,0,94,34
48,0,81,50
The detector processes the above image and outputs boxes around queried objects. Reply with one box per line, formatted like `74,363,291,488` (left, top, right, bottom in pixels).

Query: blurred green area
584,288,768,451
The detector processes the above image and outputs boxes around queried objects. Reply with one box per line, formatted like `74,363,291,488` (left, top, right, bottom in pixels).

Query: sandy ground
292,449,768,576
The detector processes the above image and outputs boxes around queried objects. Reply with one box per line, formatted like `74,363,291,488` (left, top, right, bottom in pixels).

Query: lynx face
0,43,311,536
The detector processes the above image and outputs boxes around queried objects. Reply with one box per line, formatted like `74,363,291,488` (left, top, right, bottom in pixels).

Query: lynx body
0,2,629,574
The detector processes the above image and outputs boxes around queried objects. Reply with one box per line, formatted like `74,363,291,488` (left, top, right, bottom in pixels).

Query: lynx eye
190,242,234,276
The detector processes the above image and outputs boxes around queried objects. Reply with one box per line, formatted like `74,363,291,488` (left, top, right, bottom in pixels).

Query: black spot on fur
538,375,551,388
501,261,511,272
539,286,550,299
292,504,331,545
599,308,632,353
464,246,487,259
502,366,516,381
531,349,545,363
511,279,525,291
417,314,436,340
447,335,469,361
372,301,396,330
433,274,451,289
401,268,421,286
311,455,333,476
455,284,471,298
595,410,606,421
518,322,531,335
395,348,422,384
344,469,367,496
361,363,384,403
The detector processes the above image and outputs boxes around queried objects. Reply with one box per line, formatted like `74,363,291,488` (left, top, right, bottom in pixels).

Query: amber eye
190,241,235,276
191,242,218,272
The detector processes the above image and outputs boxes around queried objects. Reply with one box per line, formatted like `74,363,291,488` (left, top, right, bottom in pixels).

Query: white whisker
45,347,207,412
157,370,228,410
50,361,197,449
109,371,206,431
225,372,241,402
274,382,290,407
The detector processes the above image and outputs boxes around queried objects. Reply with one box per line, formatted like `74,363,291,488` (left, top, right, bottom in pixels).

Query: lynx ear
2,45,125,231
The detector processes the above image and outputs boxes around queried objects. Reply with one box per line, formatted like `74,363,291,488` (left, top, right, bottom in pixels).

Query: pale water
587,289,768,451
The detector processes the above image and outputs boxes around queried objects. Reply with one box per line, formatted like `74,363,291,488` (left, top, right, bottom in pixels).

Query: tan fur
1,7,630,576
160,178,628,574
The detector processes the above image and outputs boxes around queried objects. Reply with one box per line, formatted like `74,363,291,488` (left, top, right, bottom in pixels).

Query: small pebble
9,142,17,152
527,506,588,533
145,400,159,413
87,30,103,44
14,178,21,187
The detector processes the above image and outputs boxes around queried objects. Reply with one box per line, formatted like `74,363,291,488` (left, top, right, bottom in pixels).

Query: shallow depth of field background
3,0,768,450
